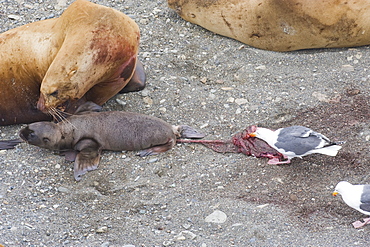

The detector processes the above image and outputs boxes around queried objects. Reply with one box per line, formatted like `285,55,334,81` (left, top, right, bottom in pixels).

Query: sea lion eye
43,137,50,143
49,90,59,97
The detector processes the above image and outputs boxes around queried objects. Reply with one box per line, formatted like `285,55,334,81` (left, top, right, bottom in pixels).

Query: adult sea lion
19,103,205,181
168,0,370,51
0,0,146,126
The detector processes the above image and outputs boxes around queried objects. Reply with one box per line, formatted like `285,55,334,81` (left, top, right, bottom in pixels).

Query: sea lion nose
37,93,47,112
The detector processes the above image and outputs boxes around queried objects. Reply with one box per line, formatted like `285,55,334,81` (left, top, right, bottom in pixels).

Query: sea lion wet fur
19,109,204,181
168,0,370,51
0,0,145,126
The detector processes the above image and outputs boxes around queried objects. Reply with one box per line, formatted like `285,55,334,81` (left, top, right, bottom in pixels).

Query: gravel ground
1,0,370,246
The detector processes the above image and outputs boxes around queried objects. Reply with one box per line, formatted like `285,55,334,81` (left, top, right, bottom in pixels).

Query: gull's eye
43,137,50,143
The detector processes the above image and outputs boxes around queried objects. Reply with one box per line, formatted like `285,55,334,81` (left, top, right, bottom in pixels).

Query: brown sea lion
19,103,205,181
168,0,370,51
0,0,146,126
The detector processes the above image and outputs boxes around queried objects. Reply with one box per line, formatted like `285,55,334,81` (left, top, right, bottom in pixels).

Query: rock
182,230,197,240
163,240,174,246
174,230,197,241
101,242,110,247
346,88,361,96
96,226,108,233
312,92,329,102
256,203,269,209
116,98,127,107
175,234,186,241
140,88,150,97
290,194,298,201
204,210,227,223
8,15,21,20
341,64,354,72
148,158,158,163
235,98,248,105
226,97,235,103
255,65,266,70
143,97,153,106
200,77,207,84
139,19,149,25
57,187,70,193
182,223,192,230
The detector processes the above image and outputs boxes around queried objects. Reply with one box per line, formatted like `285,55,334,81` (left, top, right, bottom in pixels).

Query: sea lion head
36,0,140,115
19,122,63,150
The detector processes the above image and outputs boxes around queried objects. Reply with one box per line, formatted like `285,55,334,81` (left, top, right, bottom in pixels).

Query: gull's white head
332,181,353,196
249,127,275,144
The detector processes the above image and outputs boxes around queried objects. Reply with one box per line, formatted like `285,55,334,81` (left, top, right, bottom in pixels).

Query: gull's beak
249,132,257,137
332,191,339,196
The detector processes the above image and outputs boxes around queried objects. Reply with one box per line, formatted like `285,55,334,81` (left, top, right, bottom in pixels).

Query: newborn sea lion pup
19,108,205,181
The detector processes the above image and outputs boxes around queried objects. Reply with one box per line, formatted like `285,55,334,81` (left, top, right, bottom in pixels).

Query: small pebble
96,226,108,233
255,65,266,70
163,240,174,246
57,187,70,193
116,98,127,106
312,92,329,102
256,203,269,209
139,19,149,25
148,158,158,163
341,64,354,72
182,223,192,230
205,210,227,223
140,88,150,97
143,97,153,105
175,235,186,241
181,230,197,240
101,242,110,247
235,98,248,105
8,15,21,20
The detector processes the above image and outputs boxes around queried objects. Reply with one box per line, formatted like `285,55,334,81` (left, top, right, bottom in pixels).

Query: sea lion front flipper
178,125,205,139
137,138,175,157
73,139,101,181
0,139,23,150
60,150,78,162
119,60,146,93
74,102,102,115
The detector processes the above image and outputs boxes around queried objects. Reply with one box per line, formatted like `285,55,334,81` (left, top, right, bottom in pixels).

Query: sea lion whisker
49,108,72,127
60,111,73,116
47,108,58,121
53,108,79,130
48,107,64,122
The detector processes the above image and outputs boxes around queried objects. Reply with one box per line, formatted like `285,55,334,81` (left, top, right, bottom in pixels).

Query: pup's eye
43,138,50,143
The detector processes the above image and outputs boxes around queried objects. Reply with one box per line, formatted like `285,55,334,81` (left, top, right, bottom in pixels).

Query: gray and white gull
249,126,344,164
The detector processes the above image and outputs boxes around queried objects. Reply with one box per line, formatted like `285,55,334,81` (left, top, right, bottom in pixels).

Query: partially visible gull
249,126,343,164
333,181,370,228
